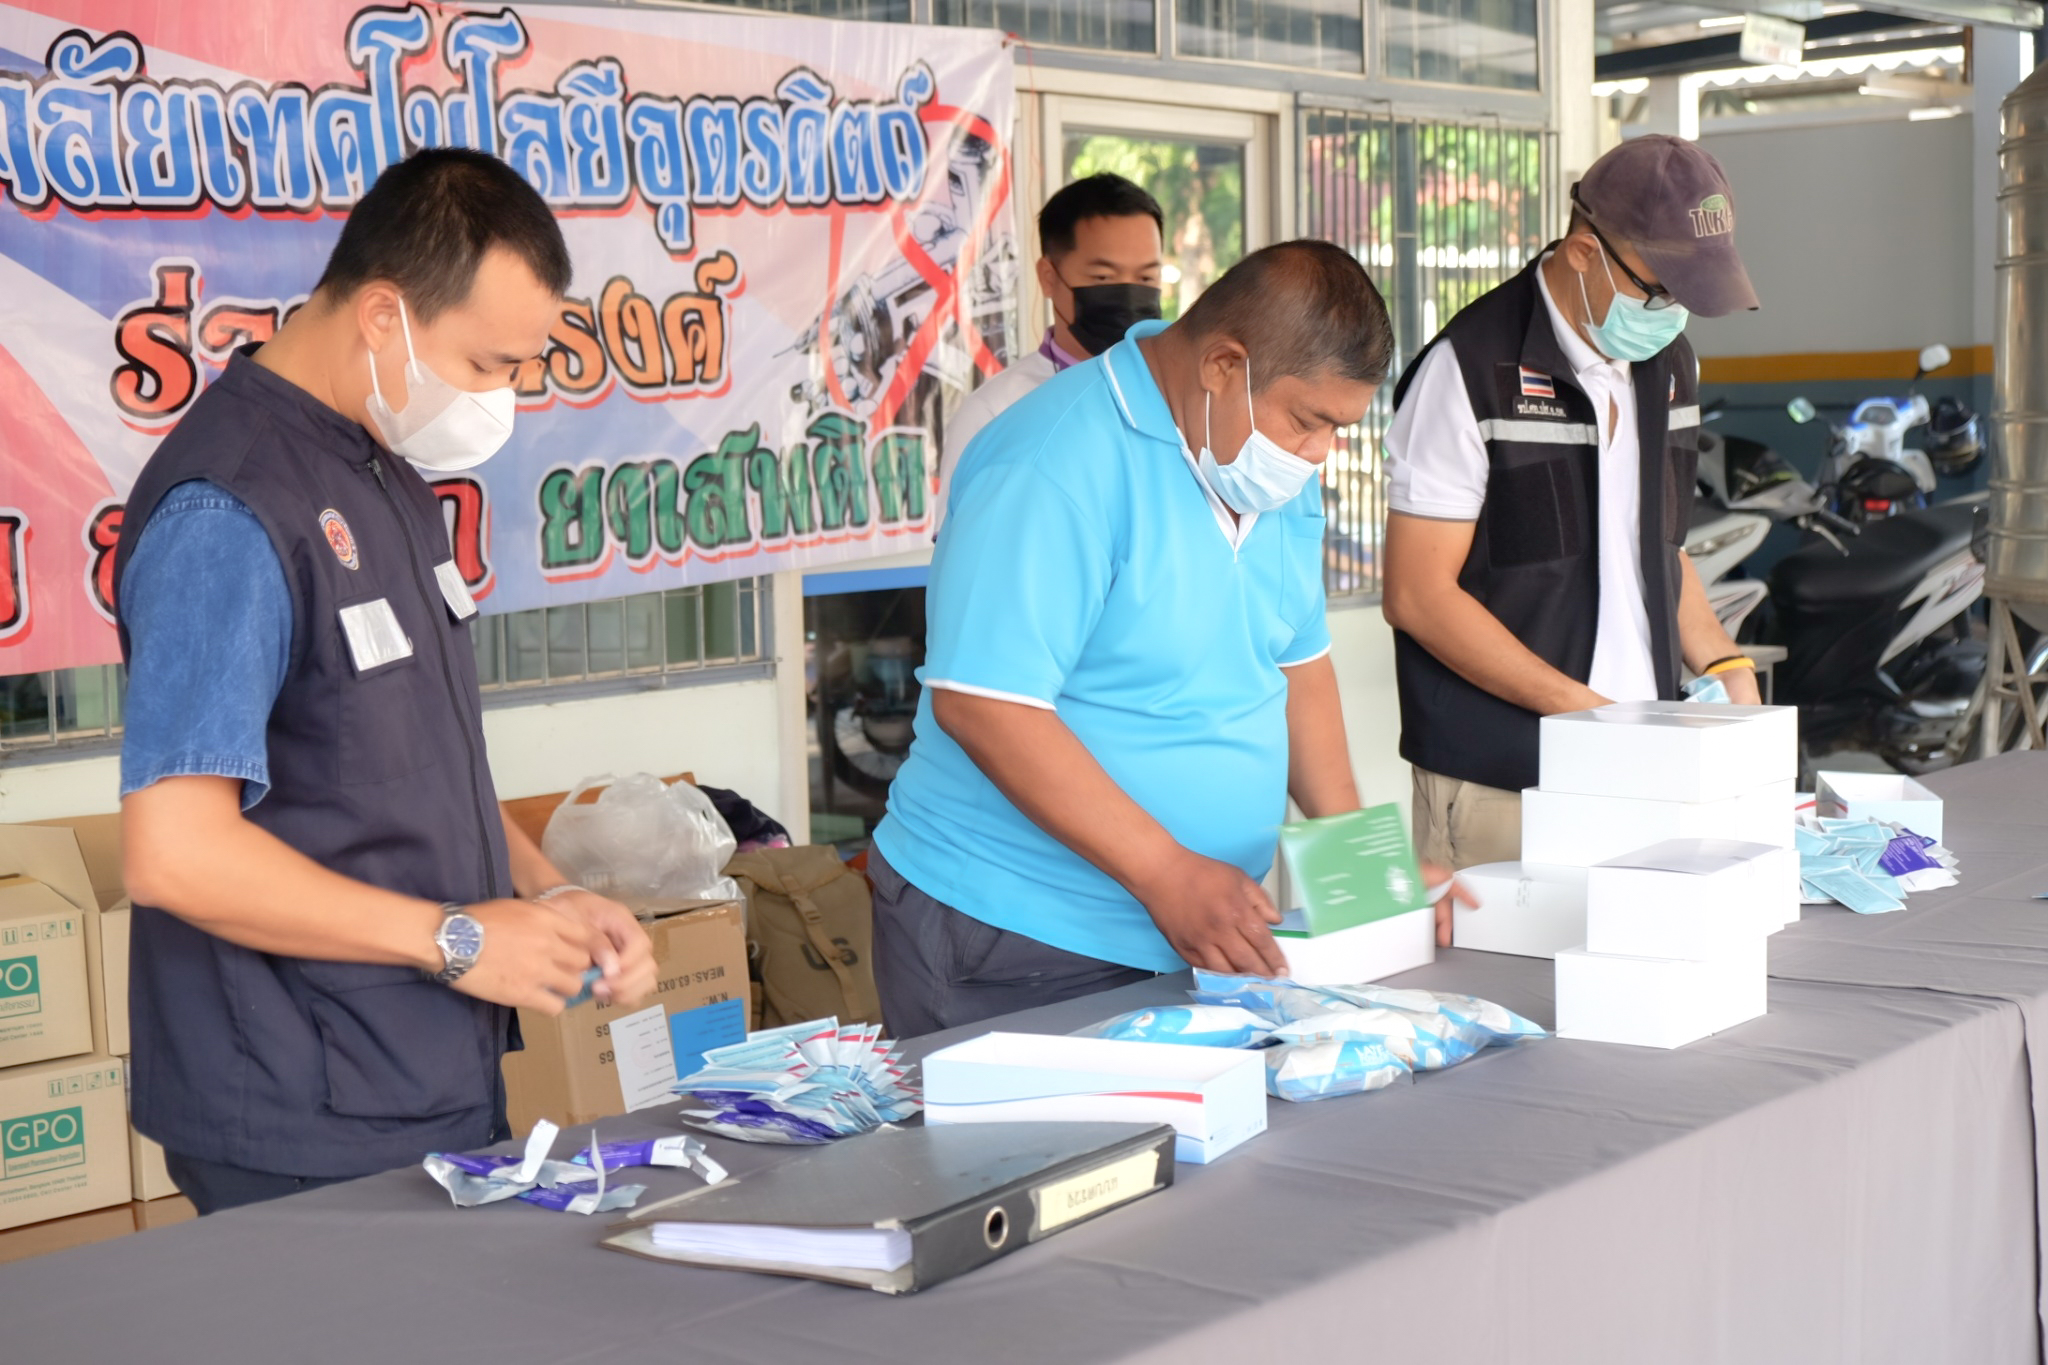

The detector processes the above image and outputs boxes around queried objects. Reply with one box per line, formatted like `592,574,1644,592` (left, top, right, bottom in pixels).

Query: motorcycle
1704,425,1989,774
1788,343,1957,524
1688,402,1782,638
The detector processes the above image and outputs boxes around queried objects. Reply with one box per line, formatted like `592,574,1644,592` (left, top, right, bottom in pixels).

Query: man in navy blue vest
114,149,657,1214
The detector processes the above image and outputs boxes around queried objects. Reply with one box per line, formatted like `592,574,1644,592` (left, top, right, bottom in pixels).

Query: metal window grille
933,0,1158,52
0,579,770,753
1298,105,1556,599
1176,0,1365,71
666,0,912,18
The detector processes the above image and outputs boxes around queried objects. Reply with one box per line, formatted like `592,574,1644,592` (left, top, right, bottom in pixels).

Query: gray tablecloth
6,757,2048,1363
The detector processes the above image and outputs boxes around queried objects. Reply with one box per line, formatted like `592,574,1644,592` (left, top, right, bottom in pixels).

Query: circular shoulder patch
320,509,359,570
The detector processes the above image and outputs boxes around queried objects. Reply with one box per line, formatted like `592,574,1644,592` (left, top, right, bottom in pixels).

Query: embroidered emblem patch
1669,374,1678,403
1519,366,1555,399
1689,193,1734,238
320,509,359,570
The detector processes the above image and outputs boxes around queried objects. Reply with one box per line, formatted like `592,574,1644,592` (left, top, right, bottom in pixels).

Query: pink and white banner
0,1,1016,673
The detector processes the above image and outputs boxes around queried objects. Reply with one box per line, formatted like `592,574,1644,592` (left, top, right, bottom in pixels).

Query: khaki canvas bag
728,846,883,1029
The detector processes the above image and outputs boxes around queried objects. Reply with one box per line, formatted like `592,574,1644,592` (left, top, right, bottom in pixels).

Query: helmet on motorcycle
1835,458,1925,521
1926,395,1983,478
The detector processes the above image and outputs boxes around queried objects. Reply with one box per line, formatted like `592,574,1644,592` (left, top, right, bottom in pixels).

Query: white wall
1328,602,1410,817
1686,116,1974,359
0,675,794,827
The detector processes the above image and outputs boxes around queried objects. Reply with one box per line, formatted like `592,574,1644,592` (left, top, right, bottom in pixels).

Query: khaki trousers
1411,766,1523,871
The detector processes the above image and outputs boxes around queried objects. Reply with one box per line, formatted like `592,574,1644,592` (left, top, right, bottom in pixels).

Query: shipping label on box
501,900,748,1135
0,879,93,1070
1279,803,1427,936
923,1032,1267,1164
0,1055,132,1232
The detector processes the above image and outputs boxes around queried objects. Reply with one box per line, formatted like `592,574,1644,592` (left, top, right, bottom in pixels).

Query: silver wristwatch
432,903,485,984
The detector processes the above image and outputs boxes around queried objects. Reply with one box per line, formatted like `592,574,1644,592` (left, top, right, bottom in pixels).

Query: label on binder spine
1031,1149,1160,1233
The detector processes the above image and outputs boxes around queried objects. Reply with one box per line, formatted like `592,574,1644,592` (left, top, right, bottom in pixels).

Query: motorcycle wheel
819,699,912,800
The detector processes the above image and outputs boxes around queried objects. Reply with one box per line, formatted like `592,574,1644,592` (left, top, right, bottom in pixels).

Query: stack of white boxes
1452,699,1801,1048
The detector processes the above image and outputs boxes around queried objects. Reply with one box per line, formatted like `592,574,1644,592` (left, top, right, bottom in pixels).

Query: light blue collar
1099,320,1186,449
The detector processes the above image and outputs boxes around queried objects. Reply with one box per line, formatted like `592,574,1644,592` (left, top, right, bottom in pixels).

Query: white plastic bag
540,773,740,912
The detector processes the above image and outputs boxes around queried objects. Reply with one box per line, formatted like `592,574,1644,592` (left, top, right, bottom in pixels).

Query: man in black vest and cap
1381,136,1762,874
114,149,657,1214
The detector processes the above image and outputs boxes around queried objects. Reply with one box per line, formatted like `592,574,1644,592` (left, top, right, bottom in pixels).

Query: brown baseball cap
1574,135,1759,318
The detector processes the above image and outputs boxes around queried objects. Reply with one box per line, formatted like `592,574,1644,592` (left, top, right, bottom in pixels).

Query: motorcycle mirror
1917,343,1952,377
1787,397,1818,425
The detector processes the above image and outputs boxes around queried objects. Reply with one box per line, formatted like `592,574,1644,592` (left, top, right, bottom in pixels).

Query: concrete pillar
1549,0,1601,183
1639,74,1701,141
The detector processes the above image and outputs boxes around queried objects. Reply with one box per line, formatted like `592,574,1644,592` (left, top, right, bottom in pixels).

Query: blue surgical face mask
1578,244,1689,363
1196,356,1316,515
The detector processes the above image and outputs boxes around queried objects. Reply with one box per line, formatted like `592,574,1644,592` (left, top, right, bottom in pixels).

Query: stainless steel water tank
1992,59,2048,610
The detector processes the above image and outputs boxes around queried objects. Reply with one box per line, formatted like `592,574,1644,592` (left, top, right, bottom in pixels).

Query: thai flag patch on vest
1519,367,1555,399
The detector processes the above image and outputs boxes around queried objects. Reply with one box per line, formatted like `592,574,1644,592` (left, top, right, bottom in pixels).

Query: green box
2,1103,86,1181
1277,803,1427,937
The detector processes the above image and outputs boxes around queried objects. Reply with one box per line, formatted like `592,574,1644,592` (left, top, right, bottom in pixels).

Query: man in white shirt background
939,174,1165,513
1379,136,1763,871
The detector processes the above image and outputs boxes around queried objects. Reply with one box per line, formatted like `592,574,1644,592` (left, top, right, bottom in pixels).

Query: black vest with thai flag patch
112,348,515,1177
1389,251,1699,795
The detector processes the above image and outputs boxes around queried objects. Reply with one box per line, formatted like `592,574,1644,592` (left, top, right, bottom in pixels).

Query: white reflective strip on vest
1669,404,1702,430
1475,419,1599,445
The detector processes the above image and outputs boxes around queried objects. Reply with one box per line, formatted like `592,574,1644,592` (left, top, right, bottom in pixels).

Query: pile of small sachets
423,1118,727,1215
670,1017,922,1143
1076,970,1545,1103
1796,816,1957,915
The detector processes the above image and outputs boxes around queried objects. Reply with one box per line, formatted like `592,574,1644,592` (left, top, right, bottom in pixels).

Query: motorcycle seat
1770,502,1980,609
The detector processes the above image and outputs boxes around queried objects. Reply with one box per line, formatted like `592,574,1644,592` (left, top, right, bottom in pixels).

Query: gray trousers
868,848,1155,1037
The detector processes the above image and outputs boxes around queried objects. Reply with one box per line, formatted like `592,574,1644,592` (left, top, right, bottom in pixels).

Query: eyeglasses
1571,188,1680,312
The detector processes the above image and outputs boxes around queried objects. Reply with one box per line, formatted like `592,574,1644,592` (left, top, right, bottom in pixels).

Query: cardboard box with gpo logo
0,1055,131,1232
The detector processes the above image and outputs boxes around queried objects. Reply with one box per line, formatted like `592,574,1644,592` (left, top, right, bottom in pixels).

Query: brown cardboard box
0,877,93,1070
0,1201,135,1265
13,816,128,1058
128,1123,179,1202
501,900,747,1135
132,1193,196,1229
100,900,131,1057
0,1054,131,1232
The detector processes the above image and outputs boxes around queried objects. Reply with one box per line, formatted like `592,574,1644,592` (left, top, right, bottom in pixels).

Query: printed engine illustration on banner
0,1,1018,675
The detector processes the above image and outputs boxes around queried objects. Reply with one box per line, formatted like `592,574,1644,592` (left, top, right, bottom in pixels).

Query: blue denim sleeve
119,480,292,810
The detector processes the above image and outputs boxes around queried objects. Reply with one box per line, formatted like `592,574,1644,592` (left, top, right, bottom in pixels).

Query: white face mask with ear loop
364,298,517,471
1195,354,1316,516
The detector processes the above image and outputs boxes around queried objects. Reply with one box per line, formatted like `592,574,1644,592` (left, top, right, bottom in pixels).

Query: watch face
442,915,483,961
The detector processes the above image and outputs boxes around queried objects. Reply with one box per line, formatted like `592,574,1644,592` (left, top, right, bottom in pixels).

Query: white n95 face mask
1196,355,1315,515
365,299,517,471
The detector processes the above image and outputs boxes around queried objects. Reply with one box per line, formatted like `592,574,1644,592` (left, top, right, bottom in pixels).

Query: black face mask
1061,282,1164,357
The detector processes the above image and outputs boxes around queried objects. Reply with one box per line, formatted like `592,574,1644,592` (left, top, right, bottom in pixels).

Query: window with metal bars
1298,107,1555,599
0,579,771,754
933,0,1158,52
1176,0,1364,70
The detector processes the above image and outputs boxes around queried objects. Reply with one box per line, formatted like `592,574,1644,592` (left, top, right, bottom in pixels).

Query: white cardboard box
1539,701,1798,804
1521,780,1795,867
1587,839,1788,959
1555,938,1767,1049
1814,771,1945,844
1273,906,1434,985
1451,862,1589,960
922,1032,1267,1165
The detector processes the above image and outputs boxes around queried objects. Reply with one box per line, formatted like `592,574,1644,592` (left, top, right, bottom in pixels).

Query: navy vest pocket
336,652,436,785
304,964,491,1120
1487,457,1583,567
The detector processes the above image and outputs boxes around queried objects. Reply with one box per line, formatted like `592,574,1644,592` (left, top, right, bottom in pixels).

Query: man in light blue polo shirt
872,241,1403,1034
